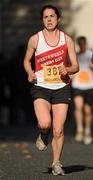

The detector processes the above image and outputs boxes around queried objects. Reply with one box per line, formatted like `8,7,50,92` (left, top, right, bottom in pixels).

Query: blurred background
0,0,93,128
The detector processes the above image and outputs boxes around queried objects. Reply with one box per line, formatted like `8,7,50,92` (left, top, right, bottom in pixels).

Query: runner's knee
53,127,64,138
38,121,51,130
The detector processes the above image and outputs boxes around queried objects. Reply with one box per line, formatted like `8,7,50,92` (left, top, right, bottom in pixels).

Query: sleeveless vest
34,30,69,89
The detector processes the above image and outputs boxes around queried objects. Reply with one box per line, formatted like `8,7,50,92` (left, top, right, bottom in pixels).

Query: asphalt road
0,122,93,180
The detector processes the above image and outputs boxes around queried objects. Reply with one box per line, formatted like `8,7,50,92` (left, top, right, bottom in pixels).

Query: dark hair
77,36,87,44
40,4,61,20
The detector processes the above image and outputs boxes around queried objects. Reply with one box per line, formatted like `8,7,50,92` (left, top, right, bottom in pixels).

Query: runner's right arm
23,34,38,82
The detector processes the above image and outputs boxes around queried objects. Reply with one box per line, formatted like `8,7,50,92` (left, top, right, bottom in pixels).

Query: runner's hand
28,71,37,82
60,64,68,76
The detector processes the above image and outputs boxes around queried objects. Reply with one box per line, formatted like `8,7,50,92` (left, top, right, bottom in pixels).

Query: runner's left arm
65,35,79,75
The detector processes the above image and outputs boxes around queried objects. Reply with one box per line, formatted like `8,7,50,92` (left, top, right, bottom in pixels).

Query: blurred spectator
71,36,93,145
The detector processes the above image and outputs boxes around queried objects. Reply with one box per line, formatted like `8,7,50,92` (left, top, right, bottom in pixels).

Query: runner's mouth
47,23,52,26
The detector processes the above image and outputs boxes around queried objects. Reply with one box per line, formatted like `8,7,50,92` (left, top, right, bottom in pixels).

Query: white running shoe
36,134,47,151
75,131,84,142
83,132,92,145
52,161,65,176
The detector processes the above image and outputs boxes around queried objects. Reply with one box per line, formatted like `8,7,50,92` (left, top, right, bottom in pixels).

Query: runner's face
42,8,59,31
78,40,87,52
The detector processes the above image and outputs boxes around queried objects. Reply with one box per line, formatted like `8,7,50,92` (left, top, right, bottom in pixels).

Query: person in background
91,51,93,63
23,4,79,175
71,36,93,145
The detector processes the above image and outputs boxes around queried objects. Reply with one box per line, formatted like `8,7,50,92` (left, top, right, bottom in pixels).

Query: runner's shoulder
65,33,74,43
28,33,38,49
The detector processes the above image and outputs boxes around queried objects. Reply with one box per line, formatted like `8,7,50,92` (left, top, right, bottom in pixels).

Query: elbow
74,63,79,73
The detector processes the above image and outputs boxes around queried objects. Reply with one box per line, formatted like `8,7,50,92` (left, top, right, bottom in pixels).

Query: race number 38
44,65,62,83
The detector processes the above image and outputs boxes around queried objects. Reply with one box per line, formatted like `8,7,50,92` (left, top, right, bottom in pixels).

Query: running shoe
36,134,47,151
83,132,92,145
52,161,65,176
75,131,84,142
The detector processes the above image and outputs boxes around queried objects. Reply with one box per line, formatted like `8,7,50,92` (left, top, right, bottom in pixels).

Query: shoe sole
52,170,65,176
36,145,47,151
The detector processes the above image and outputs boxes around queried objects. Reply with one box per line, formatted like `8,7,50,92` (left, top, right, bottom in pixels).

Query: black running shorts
72,88,93,106
31,84,72,104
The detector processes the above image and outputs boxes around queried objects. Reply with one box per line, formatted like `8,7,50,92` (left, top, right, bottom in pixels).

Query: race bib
76,71,91,83
44,65,62,83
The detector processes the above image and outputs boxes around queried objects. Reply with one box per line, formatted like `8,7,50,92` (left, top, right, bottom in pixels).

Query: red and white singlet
34,30,69,89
